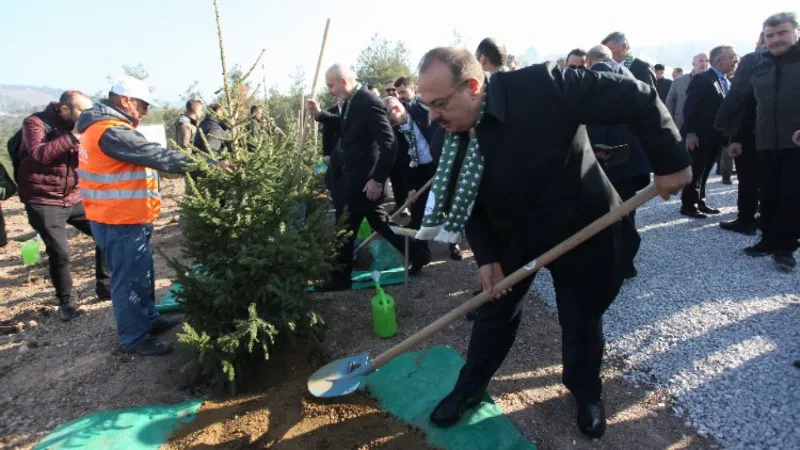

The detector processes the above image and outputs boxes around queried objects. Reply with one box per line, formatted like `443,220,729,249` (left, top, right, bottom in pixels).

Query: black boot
744,237,776,257
430,386,487,427
576,401,607,439
120,337,174,356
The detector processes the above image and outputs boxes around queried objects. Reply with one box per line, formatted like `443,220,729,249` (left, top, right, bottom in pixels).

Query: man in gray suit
666,53,709,129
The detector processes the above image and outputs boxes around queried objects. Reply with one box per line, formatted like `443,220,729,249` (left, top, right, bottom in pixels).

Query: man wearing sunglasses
415,47,692,439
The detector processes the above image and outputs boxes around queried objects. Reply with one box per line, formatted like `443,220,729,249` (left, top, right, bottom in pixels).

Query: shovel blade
308,353,374,398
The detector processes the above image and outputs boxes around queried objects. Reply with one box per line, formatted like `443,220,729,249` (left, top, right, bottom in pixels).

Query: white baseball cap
110,77,157,106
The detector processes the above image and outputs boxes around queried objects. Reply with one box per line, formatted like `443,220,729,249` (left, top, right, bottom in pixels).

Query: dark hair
250,104,260,114
185,99,202,110
59,90,88,107
208,103,222,113
654,64,665,71
763,12,798,30
567,48,587,59
366,84,376,90
394,76,413,88
601,31,628,46
475,37,508,67
419,47,485,86
674,67,684,74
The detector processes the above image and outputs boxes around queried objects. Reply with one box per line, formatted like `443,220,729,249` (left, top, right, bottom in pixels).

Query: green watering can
370,270,396,338
20,235,42,265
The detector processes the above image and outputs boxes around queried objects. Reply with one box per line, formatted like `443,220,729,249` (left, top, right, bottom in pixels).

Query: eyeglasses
418,80,468,113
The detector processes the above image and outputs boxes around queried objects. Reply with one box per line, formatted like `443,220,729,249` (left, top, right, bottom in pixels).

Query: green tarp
34,399,203,450
363,346,536,450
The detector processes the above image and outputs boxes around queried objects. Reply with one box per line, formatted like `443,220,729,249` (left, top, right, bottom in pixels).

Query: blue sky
1,0,795,105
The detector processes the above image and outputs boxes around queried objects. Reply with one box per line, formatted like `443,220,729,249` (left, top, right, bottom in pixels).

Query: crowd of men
0,10,797,442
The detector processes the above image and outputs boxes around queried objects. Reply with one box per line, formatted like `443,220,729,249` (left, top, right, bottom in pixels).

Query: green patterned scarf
623,53,635,68
399,115,419,168
415,88,487,244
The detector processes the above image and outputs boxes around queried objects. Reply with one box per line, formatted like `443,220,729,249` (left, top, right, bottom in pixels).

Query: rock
15,322,24,333
27,320,38,328
651,412,659,418
18,345,30,354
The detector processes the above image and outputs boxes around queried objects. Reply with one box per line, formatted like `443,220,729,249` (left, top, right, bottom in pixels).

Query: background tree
352,34,414,88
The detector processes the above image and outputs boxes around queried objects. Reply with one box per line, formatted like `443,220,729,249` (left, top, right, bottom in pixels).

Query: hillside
0,85,61,114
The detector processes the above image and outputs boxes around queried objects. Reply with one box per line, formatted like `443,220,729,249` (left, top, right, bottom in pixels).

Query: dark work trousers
733,141,759,224
332,171,424,284
25,202,110,305
407,162,438,263
758,149,800,252
681,143,722,209
0,204,7,246
453,226,626,405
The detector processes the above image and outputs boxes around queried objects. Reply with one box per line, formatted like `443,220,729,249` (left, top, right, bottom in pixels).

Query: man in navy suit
680,45,739,218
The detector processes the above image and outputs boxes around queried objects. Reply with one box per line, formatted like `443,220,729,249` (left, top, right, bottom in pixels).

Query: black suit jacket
393,102,442,174
682,69,726,147
629,58,657,89
316,85,397,205
317,105,341,157
455,64,689,267
656,78,672,103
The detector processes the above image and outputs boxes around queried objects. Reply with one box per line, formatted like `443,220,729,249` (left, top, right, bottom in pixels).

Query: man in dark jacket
602,31,657,88
654,64,672,102
416,47,691,439
18,91,111,321
585,44,651,279
307,64,428,291
729,12,800,272
714,34,767,235
193,103,231,156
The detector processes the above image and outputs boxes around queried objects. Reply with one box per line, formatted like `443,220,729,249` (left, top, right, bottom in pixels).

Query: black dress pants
331,175,425,284
407,163,437,262
25,202,110,304
452,226,626,405
733,143,759,224
758,149,800,252
681,143,722,209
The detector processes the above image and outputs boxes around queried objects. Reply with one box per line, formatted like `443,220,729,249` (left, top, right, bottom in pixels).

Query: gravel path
532,175,800,449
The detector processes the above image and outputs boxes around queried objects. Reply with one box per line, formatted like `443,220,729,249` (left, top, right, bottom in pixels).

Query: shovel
355,177,435,252
309,183,659,398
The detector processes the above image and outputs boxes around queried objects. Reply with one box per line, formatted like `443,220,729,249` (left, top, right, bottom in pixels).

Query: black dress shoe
313,279,352,292
577,402,606,439
722,176,733,185
623,266,638,280
680,207,707,219
95,284,112,301
720,219,757,236
744,238,775,257
697,203,721,214
773,251,797,273
430,388,486,427
409,254,433,276
150,316,182,335
449,244,463,261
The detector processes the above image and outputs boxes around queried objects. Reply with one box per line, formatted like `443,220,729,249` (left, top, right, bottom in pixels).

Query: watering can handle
369,184,659,370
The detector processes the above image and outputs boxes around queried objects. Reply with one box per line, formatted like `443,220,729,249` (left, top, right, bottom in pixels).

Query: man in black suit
307,64,429,291
383,95,441,263
602,31,657,88
714,34,767,235
416,47,692,439
680,45,739,218
654,64,672,103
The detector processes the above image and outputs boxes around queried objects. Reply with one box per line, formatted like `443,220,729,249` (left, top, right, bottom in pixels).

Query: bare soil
0,179,718,449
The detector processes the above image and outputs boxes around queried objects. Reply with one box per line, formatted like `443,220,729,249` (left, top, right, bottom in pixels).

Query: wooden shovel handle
370,183,659,370
355,177,435,251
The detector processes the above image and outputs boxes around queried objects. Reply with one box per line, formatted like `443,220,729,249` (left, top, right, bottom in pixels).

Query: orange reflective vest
78,120,161,224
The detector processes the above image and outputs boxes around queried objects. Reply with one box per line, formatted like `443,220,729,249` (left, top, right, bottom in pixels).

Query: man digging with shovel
414,47,692,438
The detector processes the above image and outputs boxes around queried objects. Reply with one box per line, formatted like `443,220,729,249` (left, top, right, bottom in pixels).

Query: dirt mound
165,352,432,449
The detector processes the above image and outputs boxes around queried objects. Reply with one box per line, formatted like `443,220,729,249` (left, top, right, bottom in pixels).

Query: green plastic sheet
363,346,536,450
34,399,203,450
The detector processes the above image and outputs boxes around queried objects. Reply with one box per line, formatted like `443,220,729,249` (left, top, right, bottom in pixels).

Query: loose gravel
532,176,800,449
